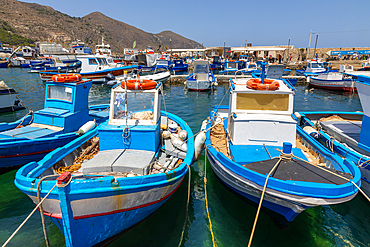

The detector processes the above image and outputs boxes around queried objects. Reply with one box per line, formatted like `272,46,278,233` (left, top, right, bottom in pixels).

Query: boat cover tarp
243,158,353,185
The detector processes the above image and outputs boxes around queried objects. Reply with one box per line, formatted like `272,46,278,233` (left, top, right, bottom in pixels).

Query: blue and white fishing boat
185,60,216,91
296,74,370,197
0,74,109,169
210,55,222,70
39,55,136,84
202,63,361,224
29,58,81,73
219,60,240,75
172,59,188,72
296,59,327,76
14,77,194,246
307,72,356,91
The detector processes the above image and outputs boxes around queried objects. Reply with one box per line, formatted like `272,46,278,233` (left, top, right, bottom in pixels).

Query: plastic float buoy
78,120,96,135
52,74,82,83
121,79,157,90
246,78,279,91
194,119,208,161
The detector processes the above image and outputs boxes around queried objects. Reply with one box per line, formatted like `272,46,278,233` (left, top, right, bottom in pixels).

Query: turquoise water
0,67,369,247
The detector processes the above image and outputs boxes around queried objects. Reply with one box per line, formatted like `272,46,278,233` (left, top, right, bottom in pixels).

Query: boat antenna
313,34,319,59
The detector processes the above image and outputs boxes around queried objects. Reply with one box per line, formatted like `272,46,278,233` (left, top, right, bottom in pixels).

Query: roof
231,47,286,52
166,48,206,52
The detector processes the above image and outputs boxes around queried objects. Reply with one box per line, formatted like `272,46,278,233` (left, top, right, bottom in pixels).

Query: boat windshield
311,63,323,68
47,85,73,102
112,91,155,120
96,58,107,65
194,64,209,73
227,63,237,69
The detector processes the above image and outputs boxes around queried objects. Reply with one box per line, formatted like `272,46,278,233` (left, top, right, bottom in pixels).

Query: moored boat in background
185,60,216,91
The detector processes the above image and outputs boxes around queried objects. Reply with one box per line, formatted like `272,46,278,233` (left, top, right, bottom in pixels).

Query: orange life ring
52,74,82,83
246,78,279,91
138,50,143,55
121,79,157,90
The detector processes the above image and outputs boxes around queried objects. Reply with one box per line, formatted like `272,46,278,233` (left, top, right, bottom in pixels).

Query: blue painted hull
0,61,7,68
14,111,194,246
205,106,361,223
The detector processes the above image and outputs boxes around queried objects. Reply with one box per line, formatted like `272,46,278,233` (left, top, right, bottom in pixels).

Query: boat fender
294,112,302,120
201,119,208,131
170,135,188,152
303,126,319,139
178,130,187,140
162,130,171,139
194,131,206,161
168,122,178,133
214,81,218,86
78,120,96,135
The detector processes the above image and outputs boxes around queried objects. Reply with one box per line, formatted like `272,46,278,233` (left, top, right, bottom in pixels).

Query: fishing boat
14,77,195,246
39,55,136,83
219,60,240,75
0,74,109,169
185,60,216,91
172,59,188,72
296,59,327,76
104,67,171,86
29,58,81,73
307,72,356,91
202,63,361,225
296,74,370,197
210,55,222,70
0,80,25,113
0,60,8,68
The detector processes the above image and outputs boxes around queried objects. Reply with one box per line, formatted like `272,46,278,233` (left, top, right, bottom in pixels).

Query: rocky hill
0,0,201,54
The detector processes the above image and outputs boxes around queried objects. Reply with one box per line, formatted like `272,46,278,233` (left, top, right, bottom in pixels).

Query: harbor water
1,68,369,247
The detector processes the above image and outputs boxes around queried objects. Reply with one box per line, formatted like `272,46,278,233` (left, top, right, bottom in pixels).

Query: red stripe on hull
309,83,357,92
0,149,55,158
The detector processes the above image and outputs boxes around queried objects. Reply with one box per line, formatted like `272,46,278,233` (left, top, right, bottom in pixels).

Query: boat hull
309,77,356,91
186,80,213,91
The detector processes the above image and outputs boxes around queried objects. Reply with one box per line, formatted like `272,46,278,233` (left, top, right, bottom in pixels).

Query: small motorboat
0,80,25,113
307,72,356,91
14,77,195,246
185,60,216,91
0,74,109,169
202,62,361,226
171,59,188,72
297,74,370,197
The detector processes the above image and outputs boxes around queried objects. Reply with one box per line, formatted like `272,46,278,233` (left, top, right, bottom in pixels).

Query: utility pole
313,34,319,59
307,30,314,59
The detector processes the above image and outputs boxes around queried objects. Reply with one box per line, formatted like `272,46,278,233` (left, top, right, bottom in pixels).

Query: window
236,93,289,111
113,92,155,120
89,58,98,65
47,86,73,102
194,64,208,73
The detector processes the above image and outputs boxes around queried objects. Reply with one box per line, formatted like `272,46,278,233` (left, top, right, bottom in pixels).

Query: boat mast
307,30,313,59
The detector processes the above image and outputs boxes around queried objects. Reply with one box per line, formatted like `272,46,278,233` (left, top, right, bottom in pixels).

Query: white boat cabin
306,59,326,73
95,37,112,56
227,78,296,147
76,55,110,72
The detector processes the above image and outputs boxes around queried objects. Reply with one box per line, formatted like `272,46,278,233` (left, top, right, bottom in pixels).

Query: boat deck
81,149,155,175
243,158,353,185
320,120,361,144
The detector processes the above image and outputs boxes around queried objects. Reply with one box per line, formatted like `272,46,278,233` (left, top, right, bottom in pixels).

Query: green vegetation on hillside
0,21,34,46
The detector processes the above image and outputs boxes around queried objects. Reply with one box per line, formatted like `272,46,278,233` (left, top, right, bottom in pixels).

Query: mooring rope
248,152,289,247
204,146,216,247
37,175,59,247
178,163,191,247
2,181,58,247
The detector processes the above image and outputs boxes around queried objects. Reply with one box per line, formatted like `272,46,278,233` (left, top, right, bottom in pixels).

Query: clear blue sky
21,0,370,48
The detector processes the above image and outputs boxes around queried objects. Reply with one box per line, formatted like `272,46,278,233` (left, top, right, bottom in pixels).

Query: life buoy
246,78,279,91
138,50,143,55
121,79,157,90
52,74,82,83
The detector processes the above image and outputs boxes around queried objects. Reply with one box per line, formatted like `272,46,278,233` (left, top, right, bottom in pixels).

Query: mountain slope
0,0,200,53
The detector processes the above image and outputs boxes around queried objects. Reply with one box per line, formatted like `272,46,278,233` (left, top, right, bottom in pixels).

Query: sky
20,0,370,48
